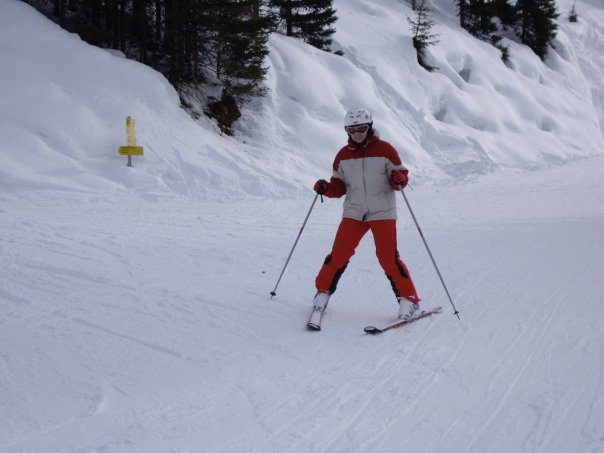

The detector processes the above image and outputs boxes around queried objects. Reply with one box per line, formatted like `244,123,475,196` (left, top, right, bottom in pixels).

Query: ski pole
270,193,321,298
400,190,460,319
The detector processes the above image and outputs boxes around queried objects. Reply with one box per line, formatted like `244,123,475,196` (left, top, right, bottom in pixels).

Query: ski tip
364,326,382,335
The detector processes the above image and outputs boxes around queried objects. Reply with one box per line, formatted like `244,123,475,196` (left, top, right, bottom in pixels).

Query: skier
308,108,421,330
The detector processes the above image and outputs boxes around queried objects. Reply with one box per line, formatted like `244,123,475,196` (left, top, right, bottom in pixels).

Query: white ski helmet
344,108,372,127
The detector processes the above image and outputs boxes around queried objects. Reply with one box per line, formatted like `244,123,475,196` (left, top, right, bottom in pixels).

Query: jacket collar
347,135,379,151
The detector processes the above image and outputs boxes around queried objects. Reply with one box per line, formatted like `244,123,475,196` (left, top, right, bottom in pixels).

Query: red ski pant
315,218,420,302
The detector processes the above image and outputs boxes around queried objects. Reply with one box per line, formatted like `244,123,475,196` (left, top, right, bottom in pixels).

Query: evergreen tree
201,0,272,99
464,0,498,40
408,0,439,71
493,0,517,29
568,2,578,23
270,0,337,50
455,0,468,29
130,0,155,64
459,0,515,40
456,0,514,63
54,0,126,50
515,0,559,60
161,0,199,87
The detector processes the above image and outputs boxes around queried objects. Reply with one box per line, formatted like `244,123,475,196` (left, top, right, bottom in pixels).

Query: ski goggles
345,124,369,134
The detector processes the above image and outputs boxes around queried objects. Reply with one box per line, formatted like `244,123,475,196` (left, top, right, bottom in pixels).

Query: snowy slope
1,0,604,452
2,160,604,453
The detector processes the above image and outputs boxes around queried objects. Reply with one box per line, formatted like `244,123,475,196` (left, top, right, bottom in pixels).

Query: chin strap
348,135,369,149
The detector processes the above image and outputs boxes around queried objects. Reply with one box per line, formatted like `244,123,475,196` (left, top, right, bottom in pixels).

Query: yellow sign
118,116,144,156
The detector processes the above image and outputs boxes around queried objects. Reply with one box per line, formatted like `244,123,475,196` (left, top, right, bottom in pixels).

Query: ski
364,306,442,335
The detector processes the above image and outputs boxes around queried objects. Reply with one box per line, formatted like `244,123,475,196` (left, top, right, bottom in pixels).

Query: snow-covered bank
240,0,604,182
2,0,604,200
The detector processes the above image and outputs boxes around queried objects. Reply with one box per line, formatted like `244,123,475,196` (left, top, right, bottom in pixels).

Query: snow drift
1,0,603,199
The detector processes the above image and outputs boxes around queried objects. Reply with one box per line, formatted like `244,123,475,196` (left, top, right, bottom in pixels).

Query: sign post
118,116,144,167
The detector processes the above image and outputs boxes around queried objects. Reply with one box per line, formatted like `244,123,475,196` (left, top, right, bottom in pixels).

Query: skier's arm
313,177,346,198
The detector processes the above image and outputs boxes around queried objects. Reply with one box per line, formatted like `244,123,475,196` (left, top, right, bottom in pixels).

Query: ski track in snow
1,157,604,453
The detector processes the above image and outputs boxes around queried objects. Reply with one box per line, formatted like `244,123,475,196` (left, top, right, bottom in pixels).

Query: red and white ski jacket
322,134,408,221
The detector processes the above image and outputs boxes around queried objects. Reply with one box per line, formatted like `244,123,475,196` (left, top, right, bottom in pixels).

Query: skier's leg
315,218,369,294
370,219,420,302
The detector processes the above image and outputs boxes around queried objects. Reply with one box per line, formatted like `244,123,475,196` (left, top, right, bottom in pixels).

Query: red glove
314,179,329,195
391,170,409,188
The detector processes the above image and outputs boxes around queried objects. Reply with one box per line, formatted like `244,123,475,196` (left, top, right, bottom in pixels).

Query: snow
1,0,604,452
